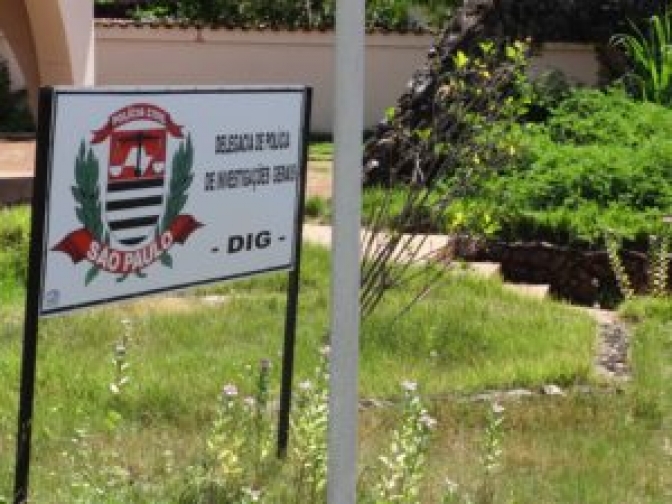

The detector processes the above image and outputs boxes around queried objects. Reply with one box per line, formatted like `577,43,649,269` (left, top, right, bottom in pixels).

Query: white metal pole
328,0,364,502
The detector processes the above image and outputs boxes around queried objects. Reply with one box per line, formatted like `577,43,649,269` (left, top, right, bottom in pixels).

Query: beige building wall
52,0,96,85
95,27,436,133
0,5,598,131
96,26,600,133
529,43,599,85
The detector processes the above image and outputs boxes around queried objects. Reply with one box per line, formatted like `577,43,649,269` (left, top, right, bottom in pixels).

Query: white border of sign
37,86,311,316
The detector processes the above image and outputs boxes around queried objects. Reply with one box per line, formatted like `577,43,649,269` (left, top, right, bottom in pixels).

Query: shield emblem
104,128,167,247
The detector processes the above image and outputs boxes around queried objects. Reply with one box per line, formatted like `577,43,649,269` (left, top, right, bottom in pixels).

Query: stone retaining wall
470,241,670,306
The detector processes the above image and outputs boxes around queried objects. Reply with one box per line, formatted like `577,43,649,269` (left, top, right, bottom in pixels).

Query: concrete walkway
303,223,505,279
303,223,455,263
302,223,549,298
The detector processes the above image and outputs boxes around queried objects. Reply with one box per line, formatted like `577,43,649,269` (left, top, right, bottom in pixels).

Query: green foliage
453,88,672,248
362,39,533,315
362,186,443,232
121,0,454,29
0,238,621,502
72,142,106,284
304,195,330,221
611,7,672,106
606,231,671,299
0,205,30,301
366,0,418,30
545,87,672,146
366,39,532,188
522,70,572,123
0,58,34,133
308,141,333,162
179,362,276,503
141,0,336,28
289,349,329,502
161,135,194,233
475,403,505,504
443,198,500,238
647,233,671,296
367,382,436,504
621,297,672,426
73,142,104,241
605,232,635,299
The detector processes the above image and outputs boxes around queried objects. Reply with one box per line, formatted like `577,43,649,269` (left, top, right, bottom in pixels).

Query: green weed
0,205,30,303
308,142,333,162
611,7,672,106
304,195,330,222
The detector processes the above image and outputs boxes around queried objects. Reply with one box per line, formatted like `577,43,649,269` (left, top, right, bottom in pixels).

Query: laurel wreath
71,134,195,284
157,134,195,269
72,141,106,285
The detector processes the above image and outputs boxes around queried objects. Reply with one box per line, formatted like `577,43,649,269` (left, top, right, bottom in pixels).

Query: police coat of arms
52,103,202,284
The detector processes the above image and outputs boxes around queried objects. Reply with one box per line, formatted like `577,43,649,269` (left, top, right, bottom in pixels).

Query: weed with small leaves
367,380,437,504
289,346,330,503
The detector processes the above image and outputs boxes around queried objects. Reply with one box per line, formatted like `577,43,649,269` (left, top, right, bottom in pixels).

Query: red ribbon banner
91,103,184,144
52,215,202,275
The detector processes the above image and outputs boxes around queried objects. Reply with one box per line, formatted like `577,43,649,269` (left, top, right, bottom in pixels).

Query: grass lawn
1,207,671,501
308,142,333,162
361,297,672,503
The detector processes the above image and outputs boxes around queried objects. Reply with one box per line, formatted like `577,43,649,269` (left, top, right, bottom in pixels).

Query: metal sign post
278,90,312,457
328,0,365,502
13,88,53,504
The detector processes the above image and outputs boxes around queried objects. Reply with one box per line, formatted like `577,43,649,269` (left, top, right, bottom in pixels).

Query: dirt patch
0,139,35,176
586,308,631,382
306,160,332,199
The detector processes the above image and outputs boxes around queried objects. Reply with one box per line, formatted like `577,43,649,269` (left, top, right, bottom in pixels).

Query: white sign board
38,86,310,315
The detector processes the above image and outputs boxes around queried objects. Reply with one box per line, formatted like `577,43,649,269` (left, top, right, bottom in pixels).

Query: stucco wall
95,27,436,133
57,0,95,85
96,27,600,133
1,21,599,133
529,43,599,85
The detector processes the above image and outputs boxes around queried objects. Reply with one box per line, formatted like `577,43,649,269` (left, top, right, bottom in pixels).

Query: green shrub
545,88,672,146
453,88,672,249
